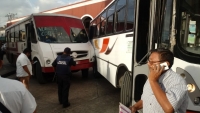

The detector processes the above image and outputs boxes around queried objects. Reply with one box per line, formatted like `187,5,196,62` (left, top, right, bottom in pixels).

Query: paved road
7,69,120,113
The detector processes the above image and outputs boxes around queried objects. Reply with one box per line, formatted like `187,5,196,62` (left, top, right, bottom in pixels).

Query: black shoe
63,103,70,108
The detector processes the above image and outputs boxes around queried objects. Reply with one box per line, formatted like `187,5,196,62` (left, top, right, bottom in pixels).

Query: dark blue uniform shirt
52,54,76,75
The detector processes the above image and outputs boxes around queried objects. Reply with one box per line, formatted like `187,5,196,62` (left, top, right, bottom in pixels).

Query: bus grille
56,51,88,59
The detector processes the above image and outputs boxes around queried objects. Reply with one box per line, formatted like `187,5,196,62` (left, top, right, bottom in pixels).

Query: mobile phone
160,62,169,70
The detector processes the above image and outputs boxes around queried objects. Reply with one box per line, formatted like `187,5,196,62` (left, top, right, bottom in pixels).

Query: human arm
129,100,143,113
21,89,37,113
69,57,76,66
148,64,174,113
52,57,57,67
52,58,57,72
23,65,31,76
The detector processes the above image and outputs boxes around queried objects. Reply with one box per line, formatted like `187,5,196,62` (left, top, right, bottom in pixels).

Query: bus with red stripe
89,0,200,112
5,13,94,83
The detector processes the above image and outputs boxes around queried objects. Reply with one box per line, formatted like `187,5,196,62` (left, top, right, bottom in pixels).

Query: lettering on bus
37,27,58,37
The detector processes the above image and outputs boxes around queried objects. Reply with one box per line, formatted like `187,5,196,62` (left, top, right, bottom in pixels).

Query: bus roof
6,13,81,30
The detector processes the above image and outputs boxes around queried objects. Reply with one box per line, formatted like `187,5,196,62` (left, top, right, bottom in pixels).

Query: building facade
6,0,113,31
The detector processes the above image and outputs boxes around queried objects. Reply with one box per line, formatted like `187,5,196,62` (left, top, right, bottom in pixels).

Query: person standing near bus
52,47,76,108
16,48,32,90
130,48,188,113
0,76,37,113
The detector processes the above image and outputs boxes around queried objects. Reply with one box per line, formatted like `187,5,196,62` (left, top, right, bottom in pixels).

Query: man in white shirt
16,48,32,89
0,76,37,113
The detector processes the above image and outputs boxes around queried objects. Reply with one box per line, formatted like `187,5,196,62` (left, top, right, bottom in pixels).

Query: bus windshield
34,16,88,43
179,0,200,55
37,27,71,43
70,27,88,43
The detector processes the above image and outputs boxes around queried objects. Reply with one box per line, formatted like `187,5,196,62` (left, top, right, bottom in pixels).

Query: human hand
148,63,165,81
129,106,137,113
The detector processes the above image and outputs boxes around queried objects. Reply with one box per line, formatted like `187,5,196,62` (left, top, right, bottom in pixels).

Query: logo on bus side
93,37,118,55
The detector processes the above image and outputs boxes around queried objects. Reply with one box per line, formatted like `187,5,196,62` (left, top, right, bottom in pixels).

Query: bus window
116,0,126,32
37,27,71,43
15,26,19,42
107,1,117,17
100,20,106,36
100,12,107,36
179,0,200,55
70,27,88,43
20,30,26,42
126,0,135,30
106,15,114,34
6,31,9,42
90,21,97,39
161,0,173,48
11,28,14,42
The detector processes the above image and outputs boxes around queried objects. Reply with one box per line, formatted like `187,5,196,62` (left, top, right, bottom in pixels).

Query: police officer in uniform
52,47,76,108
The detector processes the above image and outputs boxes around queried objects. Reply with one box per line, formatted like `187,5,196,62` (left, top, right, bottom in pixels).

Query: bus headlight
187,83,196,93
46,59,51,64
89,56,95,62
194,97,200,105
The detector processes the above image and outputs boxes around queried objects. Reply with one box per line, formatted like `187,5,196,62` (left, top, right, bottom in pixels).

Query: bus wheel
120,71,132,106
92,66,101,78
32,61,36,78
35,61,46,84
81,68,88,78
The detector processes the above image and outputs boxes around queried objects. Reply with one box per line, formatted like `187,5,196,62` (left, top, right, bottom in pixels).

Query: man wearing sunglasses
130,48,188,113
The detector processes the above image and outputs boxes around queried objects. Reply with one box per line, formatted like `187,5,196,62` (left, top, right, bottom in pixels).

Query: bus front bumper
42,59,93,73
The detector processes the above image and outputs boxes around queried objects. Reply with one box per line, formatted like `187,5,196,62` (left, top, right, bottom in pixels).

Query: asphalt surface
1,56,120,113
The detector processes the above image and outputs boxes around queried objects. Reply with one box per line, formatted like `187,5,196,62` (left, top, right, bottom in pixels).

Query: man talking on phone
130,48,188,113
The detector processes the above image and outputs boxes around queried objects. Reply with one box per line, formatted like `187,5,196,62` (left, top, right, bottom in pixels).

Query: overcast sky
0,0,83,27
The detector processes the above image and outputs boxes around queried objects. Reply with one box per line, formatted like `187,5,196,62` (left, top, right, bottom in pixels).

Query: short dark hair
23,48,32,54
150,48,174,68
64,47,71,54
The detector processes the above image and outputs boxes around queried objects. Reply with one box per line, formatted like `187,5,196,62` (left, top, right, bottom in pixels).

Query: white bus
5,13,94,83
89,0,200,112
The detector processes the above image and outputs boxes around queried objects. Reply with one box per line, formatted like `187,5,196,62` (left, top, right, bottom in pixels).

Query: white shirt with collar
141,69,188,113
16,53,32,77
0,77,36,113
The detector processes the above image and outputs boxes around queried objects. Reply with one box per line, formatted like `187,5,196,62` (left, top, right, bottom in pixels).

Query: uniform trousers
57,74,70,106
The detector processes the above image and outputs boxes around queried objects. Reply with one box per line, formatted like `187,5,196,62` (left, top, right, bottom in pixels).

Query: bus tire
120,71,132,107
92,66,101,78
81,68,88,78
35,61,46,84
32,61,36,78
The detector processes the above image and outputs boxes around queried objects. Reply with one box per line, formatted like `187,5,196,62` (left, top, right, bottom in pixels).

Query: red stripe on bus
42,60,93,73
100,38,109,53
71,62,93,70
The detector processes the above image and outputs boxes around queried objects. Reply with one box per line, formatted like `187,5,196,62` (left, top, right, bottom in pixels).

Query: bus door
25,21,37,59
129,0,171,111
25,23,32,51
128,0,150,109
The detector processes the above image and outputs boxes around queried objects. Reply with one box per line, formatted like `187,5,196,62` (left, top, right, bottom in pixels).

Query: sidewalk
0,56,16,77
